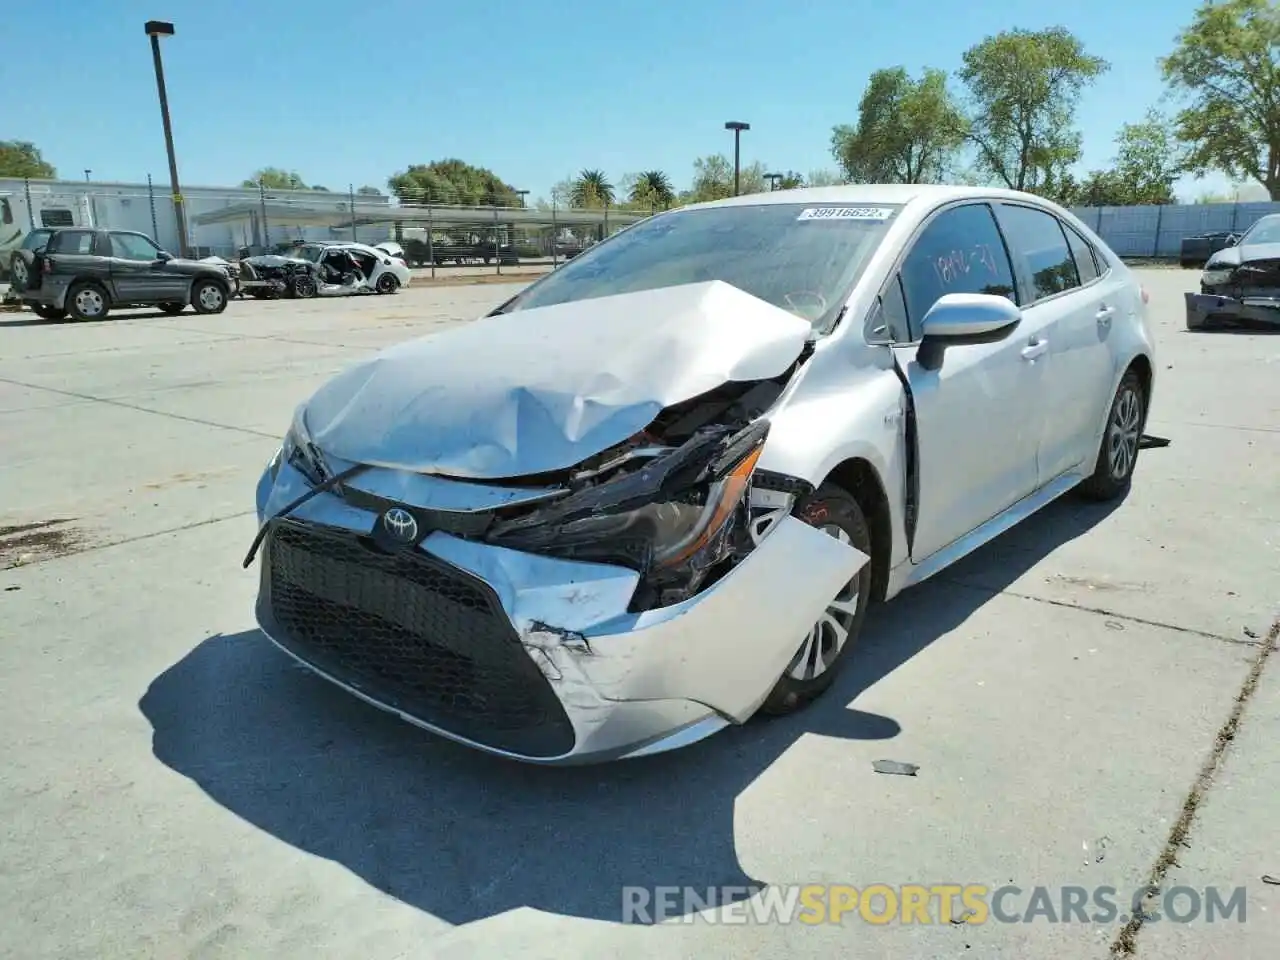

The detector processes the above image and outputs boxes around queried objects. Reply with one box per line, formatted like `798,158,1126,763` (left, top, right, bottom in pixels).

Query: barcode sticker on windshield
797,206,895,221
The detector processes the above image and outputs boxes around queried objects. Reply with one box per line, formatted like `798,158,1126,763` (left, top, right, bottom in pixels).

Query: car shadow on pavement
139,493,1122,926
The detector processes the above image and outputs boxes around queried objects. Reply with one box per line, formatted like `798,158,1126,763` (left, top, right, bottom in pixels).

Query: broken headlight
1201,267,1234,286
278,404,329,486
485,420,769,579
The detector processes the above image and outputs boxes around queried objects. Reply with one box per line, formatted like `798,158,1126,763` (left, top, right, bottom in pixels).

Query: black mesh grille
265,520,575,757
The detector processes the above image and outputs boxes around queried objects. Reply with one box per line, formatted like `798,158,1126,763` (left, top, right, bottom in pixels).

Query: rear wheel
33,304,66,321
190,279,228,315
10,257,29,292
1077,368,1146,501
760,484,873,716
67,282,110,321
375,272,400,294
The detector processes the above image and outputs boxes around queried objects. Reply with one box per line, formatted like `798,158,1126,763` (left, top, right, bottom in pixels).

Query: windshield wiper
241,462,370,568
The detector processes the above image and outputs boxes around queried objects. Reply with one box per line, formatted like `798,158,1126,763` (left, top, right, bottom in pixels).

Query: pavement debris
872,760,919,777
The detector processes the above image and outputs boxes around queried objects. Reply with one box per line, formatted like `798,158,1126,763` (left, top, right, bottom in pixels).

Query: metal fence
1068,200,1280,259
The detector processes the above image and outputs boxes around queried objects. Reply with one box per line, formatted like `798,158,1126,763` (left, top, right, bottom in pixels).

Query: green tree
356,185,383,196
680,154,768,203
831,67,968,183
0,141,56,179
571,169,615,207
958,27,1109,195
242,167,312,190
1162,0,1280,199
805,169,846,187
627,170,676,208
387,159,517,205
1060,112,1182,206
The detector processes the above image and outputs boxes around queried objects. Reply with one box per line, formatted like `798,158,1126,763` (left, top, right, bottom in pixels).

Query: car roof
676,183,1063,213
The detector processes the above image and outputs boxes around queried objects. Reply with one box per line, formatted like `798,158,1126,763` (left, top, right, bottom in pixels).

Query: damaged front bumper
252,458,867,765
1186,291,1280,329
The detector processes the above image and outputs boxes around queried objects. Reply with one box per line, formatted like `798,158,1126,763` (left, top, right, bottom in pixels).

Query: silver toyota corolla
248,184,1156,765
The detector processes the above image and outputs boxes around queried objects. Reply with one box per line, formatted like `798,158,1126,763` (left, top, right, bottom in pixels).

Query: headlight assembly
1201,267,1234,286
485,420,769,584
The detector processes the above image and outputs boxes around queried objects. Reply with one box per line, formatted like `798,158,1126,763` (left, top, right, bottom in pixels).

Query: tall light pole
724,121,750,196
84,169,92,182
145,20,189,258
764,173,782,191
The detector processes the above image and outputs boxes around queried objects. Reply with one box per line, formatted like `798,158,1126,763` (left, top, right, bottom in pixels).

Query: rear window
22,230,52,250
1064,225,1100,284
995,204,1079,302
48,230,95,254
40,208,75,228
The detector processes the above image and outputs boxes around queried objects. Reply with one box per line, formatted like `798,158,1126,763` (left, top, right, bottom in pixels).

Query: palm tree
630,170,675,209
571,169,615,208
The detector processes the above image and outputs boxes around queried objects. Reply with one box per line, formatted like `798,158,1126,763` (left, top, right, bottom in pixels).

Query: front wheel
291,274,317,299
190,280,228,315
1077,368,1146,501
760,484,873,716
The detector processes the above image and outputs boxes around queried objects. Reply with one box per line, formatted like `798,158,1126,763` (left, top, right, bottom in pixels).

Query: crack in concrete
1110,613,1280,957
0,375,279,439
940,577,1262,647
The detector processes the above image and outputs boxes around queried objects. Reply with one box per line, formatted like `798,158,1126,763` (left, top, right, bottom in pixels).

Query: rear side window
48,230,95,254
898,203,1017,337
996,204,1079,302
1063,225,1100,284
40,208,75,228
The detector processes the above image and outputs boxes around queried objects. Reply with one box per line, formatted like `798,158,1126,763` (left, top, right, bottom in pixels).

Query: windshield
289,243,325,262
1243,217,1280,245
507,201,900,331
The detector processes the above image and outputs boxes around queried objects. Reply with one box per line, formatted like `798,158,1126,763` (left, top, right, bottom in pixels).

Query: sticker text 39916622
796,207,895,222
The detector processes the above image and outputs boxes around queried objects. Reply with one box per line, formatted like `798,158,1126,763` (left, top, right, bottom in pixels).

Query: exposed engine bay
311,374,806,614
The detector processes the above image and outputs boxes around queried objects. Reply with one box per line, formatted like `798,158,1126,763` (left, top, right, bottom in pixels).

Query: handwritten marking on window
933,244,1000,287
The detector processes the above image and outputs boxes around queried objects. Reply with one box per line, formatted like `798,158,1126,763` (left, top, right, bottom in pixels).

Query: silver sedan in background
247,184,1155,765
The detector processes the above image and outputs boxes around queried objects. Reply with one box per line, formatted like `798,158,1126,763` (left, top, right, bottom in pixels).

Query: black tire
1077,368,1146,501
33,304,66,321
190,279,228,315
375,272,400,294
66,281,111,321
9,256,29,293
159,302,186,315
290,273,317,299
760,483,874,716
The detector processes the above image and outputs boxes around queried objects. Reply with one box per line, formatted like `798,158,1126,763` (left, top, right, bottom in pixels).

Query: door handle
1096,304,1115,324
1021,338,1048,361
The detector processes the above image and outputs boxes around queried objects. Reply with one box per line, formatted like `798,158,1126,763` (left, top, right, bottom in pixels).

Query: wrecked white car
247,185,1156,764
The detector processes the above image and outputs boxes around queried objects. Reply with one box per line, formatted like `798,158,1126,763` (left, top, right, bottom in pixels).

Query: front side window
110,232,162,261
996,204,1080,302
48,230,95,254
505,201,902,333
1,199,11,225
898,203,1017,336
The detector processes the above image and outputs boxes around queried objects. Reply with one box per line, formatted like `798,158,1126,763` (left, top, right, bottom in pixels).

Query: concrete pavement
0,270,1276,959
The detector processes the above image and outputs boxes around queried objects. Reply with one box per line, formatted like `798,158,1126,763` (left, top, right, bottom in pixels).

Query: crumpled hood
302,280,812,479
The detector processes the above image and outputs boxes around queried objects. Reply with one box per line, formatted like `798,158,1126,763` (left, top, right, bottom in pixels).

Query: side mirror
1224,236,1238,247
917,292,1021,371
155,250,173,262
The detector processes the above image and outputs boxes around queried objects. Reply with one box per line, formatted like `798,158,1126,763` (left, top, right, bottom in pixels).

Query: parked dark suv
14,228,233,321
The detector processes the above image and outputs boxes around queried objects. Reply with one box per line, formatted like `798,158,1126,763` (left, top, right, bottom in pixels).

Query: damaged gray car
1187,213,1280,330
248,184,1157,764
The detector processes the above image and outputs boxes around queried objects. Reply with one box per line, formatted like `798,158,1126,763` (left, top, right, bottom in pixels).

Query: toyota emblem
381,507,419,543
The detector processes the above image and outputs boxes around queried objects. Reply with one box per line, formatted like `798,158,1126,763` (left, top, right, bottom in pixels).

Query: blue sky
5,0,1238,201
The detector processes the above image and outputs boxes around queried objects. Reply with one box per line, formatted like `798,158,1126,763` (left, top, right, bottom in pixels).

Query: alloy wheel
785,523,860,681
1108,385,1142,481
